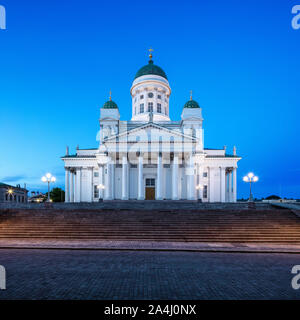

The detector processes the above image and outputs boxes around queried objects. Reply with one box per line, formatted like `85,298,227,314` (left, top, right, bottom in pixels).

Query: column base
121,197,129,200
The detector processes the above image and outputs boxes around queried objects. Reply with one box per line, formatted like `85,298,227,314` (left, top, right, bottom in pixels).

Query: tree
50,188,65,202
265,195,281,200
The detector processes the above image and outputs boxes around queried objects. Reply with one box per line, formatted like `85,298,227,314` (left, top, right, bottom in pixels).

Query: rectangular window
203,185,208,198
157,95,161,99
94,172,99,177
140,95,144,99
146,178,155,186
140,103,144,113
148,102,153,112
94,185,99,198
203,172,208,177
157,103,161,113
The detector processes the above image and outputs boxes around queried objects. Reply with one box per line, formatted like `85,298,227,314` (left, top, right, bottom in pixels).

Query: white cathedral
62,52,241,202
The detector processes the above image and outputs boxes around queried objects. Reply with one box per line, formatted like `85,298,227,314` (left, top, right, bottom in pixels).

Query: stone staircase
0,208,300,243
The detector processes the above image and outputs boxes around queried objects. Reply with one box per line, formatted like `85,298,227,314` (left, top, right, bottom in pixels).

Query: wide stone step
0,208,299,244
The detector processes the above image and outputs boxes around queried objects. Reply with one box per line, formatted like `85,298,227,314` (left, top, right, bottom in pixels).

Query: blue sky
0,0,299,198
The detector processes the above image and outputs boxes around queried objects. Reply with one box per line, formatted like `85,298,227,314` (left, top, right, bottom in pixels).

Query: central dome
134,59,168,80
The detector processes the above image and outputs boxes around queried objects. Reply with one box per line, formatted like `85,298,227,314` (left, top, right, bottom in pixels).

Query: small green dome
103,100,118,109
135,60,168,80
184,99,200,109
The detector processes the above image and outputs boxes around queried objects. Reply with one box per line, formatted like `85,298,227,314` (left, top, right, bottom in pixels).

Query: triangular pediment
104,122,196,144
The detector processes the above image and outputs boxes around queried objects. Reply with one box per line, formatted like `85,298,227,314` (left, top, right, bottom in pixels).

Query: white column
122,156,128,200
232,167,237,202
99,164,104,200
138,155,144,200
187,155,195,200
220,167,226,202
225,171,228,202
207,167,210,202
70,170,74,202
76,168,81,202
65,168,70,203
229,170,232,202
172,154,179,200
208,167,214,202
105,160,111,200
90,167,94,202
198,164,203,200
156,153,163,200
111,162,115,200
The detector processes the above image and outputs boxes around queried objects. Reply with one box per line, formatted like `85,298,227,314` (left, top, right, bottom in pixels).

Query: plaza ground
0,249,299,300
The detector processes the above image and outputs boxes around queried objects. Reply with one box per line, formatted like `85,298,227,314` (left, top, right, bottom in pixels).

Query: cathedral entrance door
145,178,155,200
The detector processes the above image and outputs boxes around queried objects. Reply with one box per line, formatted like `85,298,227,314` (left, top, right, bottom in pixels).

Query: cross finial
109,89,112,101
148,48,154,60
190,90,193,101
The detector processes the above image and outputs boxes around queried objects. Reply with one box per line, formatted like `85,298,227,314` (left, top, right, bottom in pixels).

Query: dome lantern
103,90,118,109
134,49,168,80
184,91,200,109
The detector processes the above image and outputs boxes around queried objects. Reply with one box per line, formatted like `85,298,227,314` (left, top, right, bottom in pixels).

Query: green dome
135,60,168,80
184,99,200,109
103,100,118,109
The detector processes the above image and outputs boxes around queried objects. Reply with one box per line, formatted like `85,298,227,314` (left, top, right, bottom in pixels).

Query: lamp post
97,184,105,202
243,172,258,202
41,173,56,202
196,184,203,202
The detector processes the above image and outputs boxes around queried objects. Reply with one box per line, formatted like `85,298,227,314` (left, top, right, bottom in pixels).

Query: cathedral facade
62,53,241,202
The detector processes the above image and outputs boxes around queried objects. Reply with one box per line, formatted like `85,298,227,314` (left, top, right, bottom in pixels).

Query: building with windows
62,52,241,202
0,183,28,203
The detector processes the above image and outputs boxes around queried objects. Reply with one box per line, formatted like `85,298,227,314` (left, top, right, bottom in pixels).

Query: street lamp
6,188,14,201
97,184,105,202
243,172,258,202
41,173,56,202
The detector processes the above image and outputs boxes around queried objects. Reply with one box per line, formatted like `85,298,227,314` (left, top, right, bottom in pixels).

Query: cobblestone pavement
0,249,299,300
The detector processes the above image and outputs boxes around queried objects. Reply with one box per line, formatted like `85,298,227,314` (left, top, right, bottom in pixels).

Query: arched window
157,103,161,113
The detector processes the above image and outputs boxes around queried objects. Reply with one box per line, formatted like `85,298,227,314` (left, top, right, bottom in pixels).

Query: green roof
184,99,200,109
135,60,168,80
103,100,118,109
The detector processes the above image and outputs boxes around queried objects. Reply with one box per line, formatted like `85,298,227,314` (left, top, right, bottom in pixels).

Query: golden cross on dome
148,48,154,60
190,90,193,101
109,90,112,101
